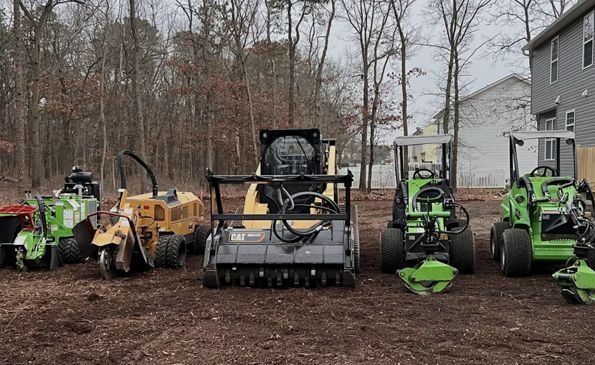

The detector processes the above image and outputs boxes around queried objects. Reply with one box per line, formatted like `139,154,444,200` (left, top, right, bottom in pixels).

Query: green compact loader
0,167,100,270
380,135,475,295
490,131,595,277
551,183,595,304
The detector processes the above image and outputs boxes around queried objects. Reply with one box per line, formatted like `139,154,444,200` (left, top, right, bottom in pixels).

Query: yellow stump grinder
203,129,359,288
74,150,209,279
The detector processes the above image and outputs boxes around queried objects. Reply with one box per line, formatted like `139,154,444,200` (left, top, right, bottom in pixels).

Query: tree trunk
287,0,295,126
100,52,107,187
442,49,454,135
452,51,461,190
399,27,409,165
30,30,43,188
13,0,26,191
129,0,147,190
313,0,335,128
359,71,369,190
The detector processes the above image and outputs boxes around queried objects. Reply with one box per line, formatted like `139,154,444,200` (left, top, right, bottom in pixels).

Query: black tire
58,237,84,264
166,234,186,269
155,235,172,268
380,228,405,273
191,224,210,255
587,248,595,270
450,229,475,274
501,228,532,277
490,221,510,261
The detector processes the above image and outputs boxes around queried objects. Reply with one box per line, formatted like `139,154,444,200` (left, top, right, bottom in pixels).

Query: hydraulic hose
272,190,341,243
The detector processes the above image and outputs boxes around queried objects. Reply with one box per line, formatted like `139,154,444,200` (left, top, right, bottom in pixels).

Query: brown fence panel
577,146,595,185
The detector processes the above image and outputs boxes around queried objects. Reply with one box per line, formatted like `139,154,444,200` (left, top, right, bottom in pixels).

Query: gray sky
327,1,529,137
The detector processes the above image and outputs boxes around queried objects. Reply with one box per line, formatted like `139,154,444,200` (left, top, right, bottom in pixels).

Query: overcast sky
327,1,529,136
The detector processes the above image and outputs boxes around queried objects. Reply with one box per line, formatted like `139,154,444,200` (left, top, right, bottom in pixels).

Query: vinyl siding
456,77,536,187
533,5,595,176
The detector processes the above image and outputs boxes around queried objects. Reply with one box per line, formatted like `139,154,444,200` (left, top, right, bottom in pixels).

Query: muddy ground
0,198,594,365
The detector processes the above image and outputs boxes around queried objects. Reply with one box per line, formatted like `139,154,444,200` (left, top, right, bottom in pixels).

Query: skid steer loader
0,167,100,270
203,128,359,288
379,134,475,295
74,150,209,279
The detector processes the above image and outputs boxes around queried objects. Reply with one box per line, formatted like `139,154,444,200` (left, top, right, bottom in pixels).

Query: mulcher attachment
551,187,595,304
552,258,595,304
398,256,458,295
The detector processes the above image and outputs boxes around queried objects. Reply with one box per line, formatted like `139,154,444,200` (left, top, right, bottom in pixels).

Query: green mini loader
551,181,595,304
0,167,100,270
380,135,475,295
490,131,595,277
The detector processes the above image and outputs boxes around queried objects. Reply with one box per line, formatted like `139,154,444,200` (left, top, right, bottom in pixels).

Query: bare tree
313,0,336,128
18,0,81,187
341,0,392,191
389,0,417,167
13,0,26,191
491,0,577,71
432,0,492,189
128,0,147,189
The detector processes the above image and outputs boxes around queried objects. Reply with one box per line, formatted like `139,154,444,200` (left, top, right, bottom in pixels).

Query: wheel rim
490,232,496,257
99,248,115,279
500,245,506,271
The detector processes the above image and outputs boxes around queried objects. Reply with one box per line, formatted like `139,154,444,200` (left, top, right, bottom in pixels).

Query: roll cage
509,131,576,185
393,134,454,186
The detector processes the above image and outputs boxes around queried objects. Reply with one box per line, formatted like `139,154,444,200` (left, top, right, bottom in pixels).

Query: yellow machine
204,129,359,288
75,150,209,279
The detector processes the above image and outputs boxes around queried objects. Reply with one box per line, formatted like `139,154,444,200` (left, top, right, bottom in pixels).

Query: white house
419,74,537,188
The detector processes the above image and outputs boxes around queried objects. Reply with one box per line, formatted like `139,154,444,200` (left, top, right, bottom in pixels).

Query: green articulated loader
380,135,475,295
551,185,595,304
491,131,595,278
0,167,100,270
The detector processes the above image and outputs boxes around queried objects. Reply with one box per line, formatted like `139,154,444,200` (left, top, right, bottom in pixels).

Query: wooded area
0,0,576,192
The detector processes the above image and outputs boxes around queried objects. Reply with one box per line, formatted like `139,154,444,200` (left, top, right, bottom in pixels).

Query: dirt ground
1,198,594,365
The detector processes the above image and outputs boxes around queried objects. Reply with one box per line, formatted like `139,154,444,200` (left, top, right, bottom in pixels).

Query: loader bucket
398,256,458,295
73,220,98,260
552,259,595,304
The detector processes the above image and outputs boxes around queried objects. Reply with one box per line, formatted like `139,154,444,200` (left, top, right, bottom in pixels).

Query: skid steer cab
380,134,475,295
203,128,359,288
0,167,100,271
491,131,595,277
74,150,209,279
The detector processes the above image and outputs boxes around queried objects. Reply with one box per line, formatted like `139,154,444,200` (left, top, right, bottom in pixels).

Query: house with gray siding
523,0,595,176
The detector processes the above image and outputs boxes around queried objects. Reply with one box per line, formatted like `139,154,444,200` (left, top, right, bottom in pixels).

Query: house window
544,118,555,160
584,12,594,68
551,36,559,83
565,110,575,132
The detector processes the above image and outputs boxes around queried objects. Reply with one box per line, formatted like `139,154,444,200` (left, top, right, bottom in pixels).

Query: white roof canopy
512,131,575,141
394,134,452,146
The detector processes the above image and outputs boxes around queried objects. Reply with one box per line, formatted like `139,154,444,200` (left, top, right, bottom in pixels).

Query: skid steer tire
58,238,84,264
380,228,405,273
191,224,210,255
155,235,172,268
166,235,186,269
490,222,510,261
450,229,475,274
501,228,532,277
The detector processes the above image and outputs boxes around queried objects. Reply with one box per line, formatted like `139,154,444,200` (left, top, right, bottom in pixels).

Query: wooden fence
577,146,595,185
